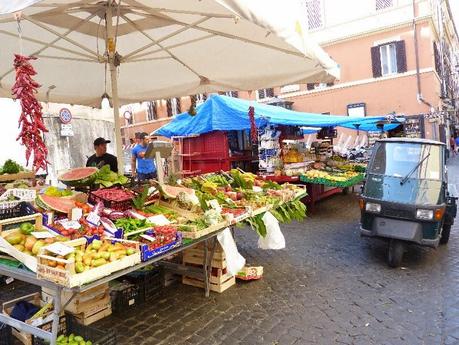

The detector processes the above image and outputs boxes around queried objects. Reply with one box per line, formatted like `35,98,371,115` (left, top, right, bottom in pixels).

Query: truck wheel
387,240,404,268
440,223,451,245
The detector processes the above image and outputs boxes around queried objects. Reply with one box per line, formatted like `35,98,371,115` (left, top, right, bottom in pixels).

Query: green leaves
133,186,149,210
245,214,267,237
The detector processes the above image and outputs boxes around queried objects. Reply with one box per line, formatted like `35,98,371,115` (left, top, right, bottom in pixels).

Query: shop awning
155,94,388,137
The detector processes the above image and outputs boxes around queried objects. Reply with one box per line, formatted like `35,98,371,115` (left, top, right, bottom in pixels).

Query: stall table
0,230,225,345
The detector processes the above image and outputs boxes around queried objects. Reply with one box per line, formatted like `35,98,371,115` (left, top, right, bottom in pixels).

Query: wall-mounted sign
61,123,74,137
347,103,366,118
59,108,72,124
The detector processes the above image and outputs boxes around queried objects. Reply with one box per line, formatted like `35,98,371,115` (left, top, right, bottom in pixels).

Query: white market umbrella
0,0,340,169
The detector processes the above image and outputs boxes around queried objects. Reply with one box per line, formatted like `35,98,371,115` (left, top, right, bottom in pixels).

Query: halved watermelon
38,194,76,214
58,167,98,187
156,184,195,199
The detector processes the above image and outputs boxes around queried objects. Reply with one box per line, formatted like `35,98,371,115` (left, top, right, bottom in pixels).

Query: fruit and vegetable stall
0,165,306,345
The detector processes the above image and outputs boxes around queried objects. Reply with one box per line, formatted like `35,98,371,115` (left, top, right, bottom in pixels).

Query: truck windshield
369,142,442,180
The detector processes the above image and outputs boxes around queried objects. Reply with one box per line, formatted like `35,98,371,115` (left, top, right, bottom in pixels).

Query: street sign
59,108,72,124
60,123,74,137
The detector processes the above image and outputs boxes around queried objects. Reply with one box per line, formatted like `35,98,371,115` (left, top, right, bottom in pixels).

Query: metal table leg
50,285,62,345
203,239,209,297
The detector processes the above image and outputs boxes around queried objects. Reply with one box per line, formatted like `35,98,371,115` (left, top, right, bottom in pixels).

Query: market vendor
86,137,118,172
132,132,156,181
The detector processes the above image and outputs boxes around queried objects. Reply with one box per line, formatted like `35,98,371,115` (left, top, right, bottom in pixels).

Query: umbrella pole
106,1,124,173
110,63,124,172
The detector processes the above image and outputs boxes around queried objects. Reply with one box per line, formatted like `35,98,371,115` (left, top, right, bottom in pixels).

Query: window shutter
176,97,181,113
433,42,441,75
307,83,315,90
395,40,407,73
166,99,172,117
266,88,274,98
371,46,382,78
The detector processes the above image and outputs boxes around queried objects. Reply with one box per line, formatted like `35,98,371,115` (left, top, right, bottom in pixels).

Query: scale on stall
144,140,173,184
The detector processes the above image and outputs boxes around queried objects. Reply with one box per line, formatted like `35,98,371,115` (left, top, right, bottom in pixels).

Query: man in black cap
86,137,118,172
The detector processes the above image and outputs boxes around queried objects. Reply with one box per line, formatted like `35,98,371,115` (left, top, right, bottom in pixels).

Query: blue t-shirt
132,144,156,174
455,137,459,146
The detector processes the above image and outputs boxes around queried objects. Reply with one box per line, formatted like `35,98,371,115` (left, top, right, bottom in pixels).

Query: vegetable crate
37,238,141,288
0,213,44,272
179,221,229,240
2,292,65,345
139,231,182,262
110,281,141,315
0,201,36,221
33,315,117,345
0,189,37,209
236,265,263,281
42,283,111,325
182,243,235,293
123,267,162,303
89,189,133,211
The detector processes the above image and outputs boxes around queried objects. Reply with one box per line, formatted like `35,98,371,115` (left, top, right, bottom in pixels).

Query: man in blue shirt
131,132,156,181
455,136,459,153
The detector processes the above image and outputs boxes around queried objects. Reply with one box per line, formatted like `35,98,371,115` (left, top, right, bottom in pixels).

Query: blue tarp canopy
154,95,391,137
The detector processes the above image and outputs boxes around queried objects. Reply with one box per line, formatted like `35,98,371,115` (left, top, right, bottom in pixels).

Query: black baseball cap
94,137,111,146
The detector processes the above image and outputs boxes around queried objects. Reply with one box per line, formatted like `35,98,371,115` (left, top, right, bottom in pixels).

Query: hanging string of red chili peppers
12,54,49,172
248,106,258,143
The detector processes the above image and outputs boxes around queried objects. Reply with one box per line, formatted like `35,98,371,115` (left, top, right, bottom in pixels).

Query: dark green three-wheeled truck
360,138,457,267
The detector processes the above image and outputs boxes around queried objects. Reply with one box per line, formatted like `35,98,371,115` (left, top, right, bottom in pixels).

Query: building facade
120,0,459,143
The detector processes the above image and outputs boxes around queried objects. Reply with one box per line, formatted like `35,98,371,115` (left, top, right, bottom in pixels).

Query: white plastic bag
257,212,285,250
217,228,246,276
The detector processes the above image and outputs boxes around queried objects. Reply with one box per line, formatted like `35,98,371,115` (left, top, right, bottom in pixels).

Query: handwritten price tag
45,242,75,256
58,220,81,230
31,231,57,239
86,212,101,225
140,234,156,242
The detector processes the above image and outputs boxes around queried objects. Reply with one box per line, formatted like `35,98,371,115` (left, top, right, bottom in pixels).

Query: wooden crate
42,283,109,315
180,220,229,240
182,243,235,293
182,274,235,293
0,171,35,182
73,306,112,326
0,214,44,272
37,238,141,288
2,292,60,345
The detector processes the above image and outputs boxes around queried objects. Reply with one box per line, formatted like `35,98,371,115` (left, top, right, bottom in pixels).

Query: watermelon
58,167,98,187
38,194,76,214
156,183,195,199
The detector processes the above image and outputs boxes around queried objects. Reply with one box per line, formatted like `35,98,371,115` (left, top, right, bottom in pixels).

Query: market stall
0,165,306,344
155,95,398,210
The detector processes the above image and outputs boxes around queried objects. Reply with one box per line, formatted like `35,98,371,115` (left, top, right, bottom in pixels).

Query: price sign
140,234,156,242
147,215,170,226
86,212,101,225
31,231,57,239
45,242,75,256
58,219,81,230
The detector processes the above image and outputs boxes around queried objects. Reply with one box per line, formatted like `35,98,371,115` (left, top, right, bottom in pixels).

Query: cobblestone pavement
3,159,459,345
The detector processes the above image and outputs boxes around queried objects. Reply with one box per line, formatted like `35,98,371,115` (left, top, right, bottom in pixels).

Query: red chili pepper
12,55,48,172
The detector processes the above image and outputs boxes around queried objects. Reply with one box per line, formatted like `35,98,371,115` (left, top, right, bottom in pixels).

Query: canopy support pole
106,1,124,172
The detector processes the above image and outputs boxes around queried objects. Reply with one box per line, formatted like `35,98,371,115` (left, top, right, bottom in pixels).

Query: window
305,0,323,30
306,83,332,91
376,0,393,11
147,101,157,121
380,43,397,75
166,98,181,117
257,88,274,99
371,41,407,78
225,91,239,98
195,93,206,105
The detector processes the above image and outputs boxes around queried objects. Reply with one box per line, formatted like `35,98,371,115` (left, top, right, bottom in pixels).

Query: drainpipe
413,0,434,111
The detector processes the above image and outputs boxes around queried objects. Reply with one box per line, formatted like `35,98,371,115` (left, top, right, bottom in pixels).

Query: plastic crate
0,322,12,345
32,315,67,345
0,189,37,209
123,267,162,303
0,201,36,220
33,315,116,345
110,282,141,315
88,189,133,211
